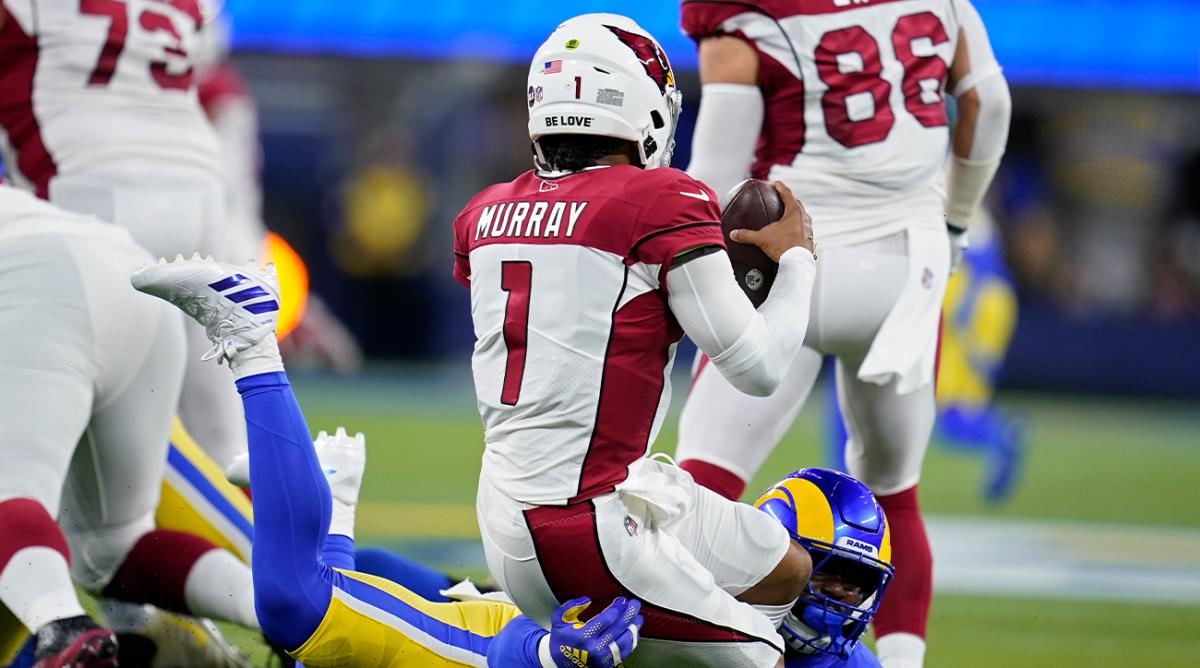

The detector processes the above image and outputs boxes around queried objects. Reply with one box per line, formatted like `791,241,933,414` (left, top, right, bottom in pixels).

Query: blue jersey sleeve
486,614,546,668
786,643,882,668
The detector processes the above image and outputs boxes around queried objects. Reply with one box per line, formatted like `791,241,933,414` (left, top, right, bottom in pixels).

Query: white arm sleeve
686,83,764,206
667,247,816,397
946,0,1012,227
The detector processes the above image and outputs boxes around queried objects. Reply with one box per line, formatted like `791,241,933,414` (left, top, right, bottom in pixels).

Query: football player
0,185,259,667
756,468,893,668
675,2,1012,665
0,0,248,474
130,257,644,668
454,13,820,668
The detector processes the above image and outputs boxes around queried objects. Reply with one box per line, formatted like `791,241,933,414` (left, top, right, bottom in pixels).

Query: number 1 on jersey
499,261,532,406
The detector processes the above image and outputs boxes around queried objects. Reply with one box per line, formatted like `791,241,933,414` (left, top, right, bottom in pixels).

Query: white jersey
454,166,725,505
0,179,129,242
684,0,996,245
0,0,221,197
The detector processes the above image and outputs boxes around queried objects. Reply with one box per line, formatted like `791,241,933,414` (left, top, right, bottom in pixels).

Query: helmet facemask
780,540,895,659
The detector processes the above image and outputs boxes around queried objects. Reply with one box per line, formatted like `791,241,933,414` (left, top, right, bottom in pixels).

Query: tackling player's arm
666,181,816,397
489,598,642,668
686,35,763,202
944,0,1012,268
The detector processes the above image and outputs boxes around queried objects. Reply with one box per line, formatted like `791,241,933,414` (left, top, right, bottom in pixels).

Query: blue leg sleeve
354,547,454,603
323,535,357,572
235,371,333,650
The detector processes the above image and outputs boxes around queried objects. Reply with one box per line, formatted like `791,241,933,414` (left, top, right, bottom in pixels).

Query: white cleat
132,257,280,365
314,427,367,506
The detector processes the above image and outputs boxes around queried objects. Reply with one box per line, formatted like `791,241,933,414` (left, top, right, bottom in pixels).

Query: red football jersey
453,165,723,504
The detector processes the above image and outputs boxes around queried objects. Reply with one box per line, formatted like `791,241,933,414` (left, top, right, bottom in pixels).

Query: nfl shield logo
624,515,638,537
921,267,934,289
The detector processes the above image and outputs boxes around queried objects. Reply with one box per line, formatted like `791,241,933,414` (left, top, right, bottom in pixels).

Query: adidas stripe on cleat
132,256,284,376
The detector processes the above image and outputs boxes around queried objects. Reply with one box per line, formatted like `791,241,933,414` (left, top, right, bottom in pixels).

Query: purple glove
541,596,643,668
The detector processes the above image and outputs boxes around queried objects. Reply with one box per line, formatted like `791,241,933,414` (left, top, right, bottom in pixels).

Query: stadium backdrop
227,0,1200,92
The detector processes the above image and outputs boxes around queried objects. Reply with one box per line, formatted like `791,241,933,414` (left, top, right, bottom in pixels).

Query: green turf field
218,369,1200,666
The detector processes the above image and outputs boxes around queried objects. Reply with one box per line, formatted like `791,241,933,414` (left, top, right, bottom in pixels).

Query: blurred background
18,0,1200,665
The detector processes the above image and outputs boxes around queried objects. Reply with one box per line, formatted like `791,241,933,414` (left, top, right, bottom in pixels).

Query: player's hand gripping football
729,181,816,262
541,596,643,668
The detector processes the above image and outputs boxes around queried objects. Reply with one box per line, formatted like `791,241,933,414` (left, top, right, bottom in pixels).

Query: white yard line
927,515,1200,605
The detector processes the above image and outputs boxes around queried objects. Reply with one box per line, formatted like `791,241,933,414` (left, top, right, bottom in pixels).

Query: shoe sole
36,630,119,668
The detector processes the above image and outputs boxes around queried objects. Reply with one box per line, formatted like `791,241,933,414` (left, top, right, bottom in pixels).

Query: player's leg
813,227,939,668
513,490,788,668
219,432,473,604
58,241,258,633
0,235,117,665
936,404,1026,503
127,258,334,649
835,361,935,668
353,549,454,603
675,346,824,500
88,419,254,668
656,460,811,624
232,371,337,650
225,324,522,665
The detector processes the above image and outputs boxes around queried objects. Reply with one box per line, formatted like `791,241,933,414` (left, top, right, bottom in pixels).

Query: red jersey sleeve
680,0,749,40
628,169,724,280
451,209,472,288
681,0,798,40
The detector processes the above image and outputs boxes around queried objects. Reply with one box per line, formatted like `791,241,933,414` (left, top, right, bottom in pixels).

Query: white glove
948,223,969,274
314,427,366,507
222,427,367,504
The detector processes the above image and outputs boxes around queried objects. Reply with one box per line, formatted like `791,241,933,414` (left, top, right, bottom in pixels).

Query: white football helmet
527,13,682,170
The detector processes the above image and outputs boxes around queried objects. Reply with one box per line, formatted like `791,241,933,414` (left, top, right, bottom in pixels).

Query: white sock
329,499,357,541
229,334,284,381
183,550,260,630
876,632,926,668
0,547,87,631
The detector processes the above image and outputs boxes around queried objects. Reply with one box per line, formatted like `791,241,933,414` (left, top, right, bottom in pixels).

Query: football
721,179,785,307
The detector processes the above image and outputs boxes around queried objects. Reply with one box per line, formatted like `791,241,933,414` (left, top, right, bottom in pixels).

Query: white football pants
478,460,790,667
49,164,248,469
677,227,946,496
0,226,185,589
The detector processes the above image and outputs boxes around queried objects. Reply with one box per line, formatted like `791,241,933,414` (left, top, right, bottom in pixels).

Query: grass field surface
215,368,1199,666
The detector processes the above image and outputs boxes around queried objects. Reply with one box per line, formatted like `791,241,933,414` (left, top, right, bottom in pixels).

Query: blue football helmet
754,468,894,659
